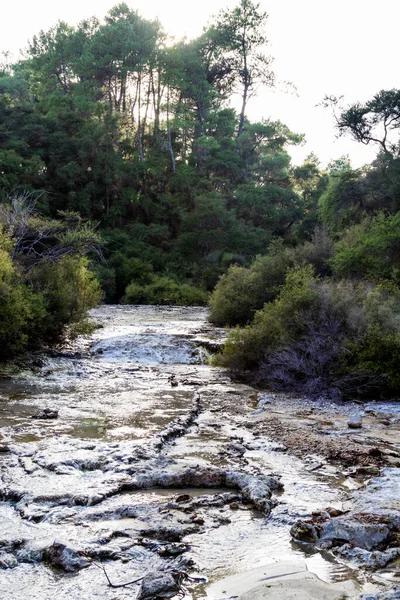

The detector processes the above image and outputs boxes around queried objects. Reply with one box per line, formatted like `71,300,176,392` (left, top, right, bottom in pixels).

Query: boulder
137,570,180,599
44,541,90,572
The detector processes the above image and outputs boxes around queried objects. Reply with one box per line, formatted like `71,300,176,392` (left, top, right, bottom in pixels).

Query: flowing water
0,306,392,599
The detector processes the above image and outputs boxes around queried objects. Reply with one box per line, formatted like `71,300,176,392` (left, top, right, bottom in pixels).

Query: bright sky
1,0,399,167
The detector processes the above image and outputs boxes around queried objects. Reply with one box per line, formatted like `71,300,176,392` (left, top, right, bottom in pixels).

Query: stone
157,543,189,557
361,590,400,600
348,414,363,428
175,494,190,503
290,521,319,543
0,552,18,569
238,572,356,599
137,570,180,599
339,545,400,569
32,408,58,419
44,541,91,572
326,507,345,517
207,561,356,600
318,519,390,551
140,526,184,542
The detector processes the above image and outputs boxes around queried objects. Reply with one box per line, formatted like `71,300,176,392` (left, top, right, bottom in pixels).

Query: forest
1,0,400,399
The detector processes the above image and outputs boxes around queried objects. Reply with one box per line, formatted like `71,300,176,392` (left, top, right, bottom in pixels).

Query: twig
92,561,144,588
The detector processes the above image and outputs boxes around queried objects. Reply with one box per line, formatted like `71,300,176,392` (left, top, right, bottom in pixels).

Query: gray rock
348,414,363,428
140,526,185,542
157,543,189,557
32,408,58,419
290,521,319,544
137,570,180,599
339,545,400,569
360,589,400,600
318,519,390,551
44,541,91,572
238,572,356,600
0,552,18,569
128,466,282,515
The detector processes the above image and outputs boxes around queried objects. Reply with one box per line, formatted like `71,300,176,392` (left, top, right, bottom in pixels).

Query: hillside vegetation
1,2,400,398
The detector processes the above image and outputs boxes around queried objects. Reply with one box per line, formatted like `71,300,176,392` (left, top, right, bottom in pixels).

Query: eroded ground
0,306,399,599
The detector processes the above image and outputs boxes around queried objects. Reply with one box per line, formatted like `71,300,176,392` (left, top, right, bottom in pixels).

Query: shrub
209,230,333,327
29,256,101,342
218,266,400,399
123,276,208,306
0,229,47,357
209,265,254,326
331,213,400,282
219,266,319,369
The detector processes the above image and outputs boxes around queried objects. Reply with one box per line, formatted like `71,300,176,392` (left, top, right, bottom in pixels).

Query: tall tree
213,0,274,138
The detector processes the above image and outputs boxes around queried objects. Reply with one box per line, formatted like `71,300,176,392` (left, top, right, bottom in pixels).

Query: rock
325,507,346,517
157,543,190,557
0,552,18,569
368,447,383,458
208,562,356,600
353,465,381,477
137,570,180,599
44,541,91,572
0,445,10,453
226,442,246,456
128,466,282,515
360,589,400,600
175,494,190,503
140,526,184,542
339,545,400,569
318,519,390,551
32,408,58,419
348,414,363,428
238,572,356,600
290,521,319,543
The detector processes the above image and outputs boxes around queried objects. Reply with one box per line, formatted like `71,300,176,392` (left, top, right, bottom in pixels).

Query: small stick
92,561,144,588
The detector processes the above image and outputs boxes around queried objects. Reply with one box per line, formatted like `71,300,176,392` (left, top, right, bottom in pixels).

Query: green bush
331,213,400,282
219,265,319,369
123,276,208,306
209,231,333,327
218,265,400,399
209,265,254,326
29,255,101,342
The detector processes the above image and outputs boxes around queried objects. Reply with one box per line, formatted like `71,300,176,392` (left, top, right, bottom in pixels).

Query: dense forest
1,1,400,398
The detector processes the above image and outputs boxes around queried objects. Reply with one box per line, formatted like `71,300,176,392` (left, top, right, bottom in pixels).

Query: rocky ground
0,306,398,599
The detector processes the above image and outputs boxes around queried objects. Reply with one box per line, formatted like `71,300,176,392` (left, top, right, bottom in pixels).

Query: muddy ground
0,306,398,599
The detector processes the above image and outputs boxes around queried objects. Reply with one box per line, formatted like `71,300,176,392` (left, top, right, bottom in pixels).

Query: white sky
1,0,399,167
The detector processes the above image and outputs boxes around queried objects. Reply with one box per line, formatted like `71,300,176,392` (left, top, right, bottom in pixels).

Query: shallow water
0,305,393,599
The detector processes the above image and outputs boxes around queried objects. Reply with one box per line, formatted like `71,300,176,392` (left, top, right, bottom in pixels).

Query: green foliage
0,197,101,359
123,276,208,306
218,265,400,399
331,213,400,282
219,265,318,369
209,265,253,326
29,256,101,341
209,230,333,326
0,233,46,357
318,170,365,232
334,89,400,157
0,4,308,304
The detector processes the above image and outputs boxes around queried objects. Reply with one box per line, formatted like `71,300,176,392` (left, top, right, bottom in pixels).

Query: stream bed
0,305,399,599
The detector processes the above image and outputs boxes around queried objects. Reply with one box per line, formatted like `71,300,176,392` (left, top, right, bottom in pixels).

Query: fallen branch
92,561,144,588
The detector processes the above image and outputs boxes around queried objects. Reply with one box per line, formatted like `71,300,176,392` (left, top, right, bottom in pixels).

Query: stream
0,305,399,599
